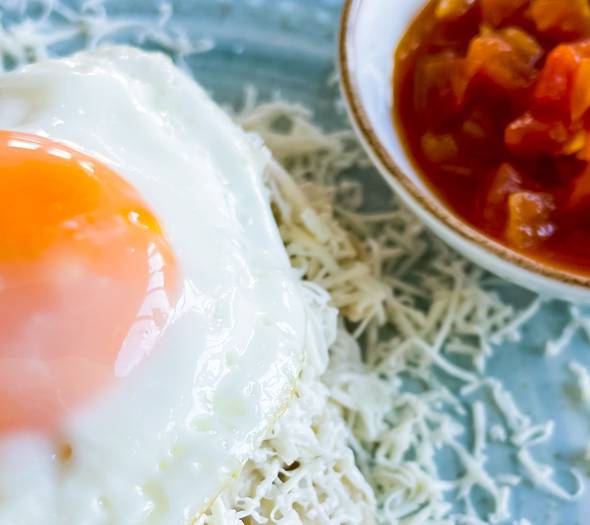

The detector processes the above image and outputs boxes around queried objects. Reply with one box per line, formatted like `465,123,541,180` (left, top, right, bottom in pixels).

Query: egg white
0,46,308,524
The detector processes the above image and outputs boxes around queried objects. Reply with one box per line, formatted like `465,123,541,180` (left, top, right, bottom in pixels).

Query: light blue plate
2,1,589,523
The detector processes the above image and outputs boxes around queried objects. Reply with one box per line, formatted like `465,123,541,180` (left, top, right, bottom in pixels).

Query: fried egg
0,46,307,524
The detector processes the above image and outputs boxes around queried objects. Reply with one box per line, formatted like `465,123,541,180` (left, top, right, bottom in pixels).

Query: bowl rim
338,0,590,290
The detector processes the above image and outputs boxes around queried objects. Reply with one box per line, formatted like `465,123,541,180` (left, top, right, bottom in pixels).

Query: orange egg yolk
0,132,178,433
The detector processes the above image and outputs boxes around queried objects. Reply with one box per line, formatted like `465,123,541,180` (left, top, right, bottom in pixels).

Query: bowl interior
346,0,426,192
341,0,590,301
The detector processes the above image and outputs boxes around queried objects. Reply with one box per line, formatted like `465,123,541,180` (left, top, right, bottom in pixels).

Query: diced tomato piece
563,131,589,159
465,28,541,94
530,0,590,39
462,106,503,146
414,52,467,124
534,45,578,113
571,58,590,120
505,111,570,156
421,133,458,163
435,0,475,19
531,41,590,125
482,163,524,226
534,42,590,118
505,191,555,248
567,165,590,209
501,28,544,64
574,133,590,160
481,0,530,27
487,164,524,207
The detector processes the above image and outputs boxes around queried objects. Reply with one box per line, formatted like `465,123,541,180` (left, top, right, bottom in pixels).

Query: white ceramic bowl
338,0,590,303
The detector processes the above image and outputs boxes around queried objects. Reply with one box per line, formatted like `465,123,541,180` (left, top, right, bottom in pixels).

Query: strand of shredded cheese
569,361,590,403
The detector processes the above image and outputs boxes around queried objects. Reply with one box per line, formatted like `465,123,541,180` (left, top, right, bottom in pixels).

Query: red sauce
394,0,590,275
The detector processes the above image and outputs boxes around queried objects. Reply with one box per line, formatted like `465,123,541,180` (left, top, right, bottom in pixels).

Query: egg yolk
0,132,178,433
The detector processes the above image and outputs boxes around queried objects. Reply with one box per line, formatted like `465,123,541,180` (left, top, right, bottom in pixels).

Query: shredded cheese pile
0,2,589,524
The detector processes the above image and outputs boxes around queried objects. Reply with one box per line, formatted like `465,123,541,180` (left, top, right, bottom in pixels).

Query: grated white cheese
546,318,580,357
0,0,209,73
516,449,583,501
490,424,507,443
568,361,590,404
496,475,522,487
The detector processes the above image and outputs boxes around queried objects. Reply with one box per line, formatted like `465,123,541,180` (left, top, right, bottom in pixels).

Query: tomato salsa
395,0,590,275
